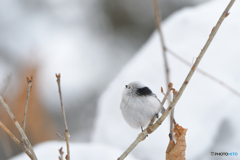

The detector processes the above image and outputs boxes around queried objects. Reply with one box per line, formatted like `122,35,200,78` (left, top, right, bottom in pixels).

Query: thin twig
161,88,172,103
167,48,240,97
0,76,13,158
160,85,172,107
0,129,13,158
169,113,175,140
117,1,235,159
153,0,170,84
56,132,65,140
22,76,33,132
0,121,33,159
169,108,175,140
59,147,64,160
148,83,173,127
0,96,37,160
150,0,235,135
159,84,173,113
153,0,175,142
169,89,177,141
56,73,70,160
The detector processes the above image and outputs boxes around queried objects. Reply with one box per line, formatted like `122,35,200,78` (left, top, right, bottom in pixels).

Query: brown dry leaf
166,122,187,160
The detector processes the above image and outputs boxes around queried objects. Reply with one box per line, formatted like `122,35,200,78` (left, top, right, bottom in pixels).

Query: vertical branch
169,89,178,141
169,108,175,140
153,0,174,141
153,0,170,84
22,76,33,132
56,74,70,160
0,96,37,160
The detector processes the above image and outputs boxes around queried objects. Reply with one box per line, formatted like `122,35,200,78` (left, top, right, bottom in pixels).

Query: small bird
120,81,165,132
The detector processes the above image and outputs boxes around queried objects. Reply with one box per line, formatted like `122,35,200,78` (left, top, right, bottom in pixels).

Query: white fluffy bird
120,81,165,131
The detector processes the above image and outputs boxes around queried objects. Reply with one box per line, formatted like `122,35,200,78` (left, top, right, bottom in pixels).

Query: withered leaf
166,123,187,160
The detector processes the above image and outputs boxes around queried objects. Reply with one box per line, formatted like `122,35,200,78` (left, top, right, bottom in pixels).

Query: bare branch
0,121,33,159
150,0,235,134
169,89,178,141
161,83,173,107
56,73,70,160
148,83,173,127
58,147,64,160
153,0,176,141
0,129,13,158
161,88,172,103
56,132,65,140
117,0,235,159
22,76,33,132
117,131,147,160
167,48,240,97
153,0,170,85
0,96,37,160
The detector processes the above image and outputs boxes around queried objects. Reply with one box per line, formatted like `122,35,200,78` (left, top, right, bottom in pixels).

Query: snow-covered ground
11,141,138,160
92,0,240,160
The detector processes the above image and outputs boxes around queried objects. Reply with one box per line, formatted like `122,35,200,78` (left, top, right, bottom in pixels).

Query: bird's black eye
125,85,130,89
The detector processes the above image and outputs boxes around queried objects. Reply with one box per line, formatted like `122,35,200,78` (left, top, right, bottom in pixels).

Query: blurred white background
5,0,240,160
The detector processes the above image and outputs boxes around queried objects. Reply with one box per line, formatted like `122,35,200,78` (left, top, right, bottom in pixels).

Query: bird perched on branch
120,81,165,132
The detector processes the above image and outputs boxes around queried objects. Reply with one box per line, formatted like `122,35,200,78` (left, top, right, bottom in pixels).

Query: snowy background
92,0,240,159
1,0,240,159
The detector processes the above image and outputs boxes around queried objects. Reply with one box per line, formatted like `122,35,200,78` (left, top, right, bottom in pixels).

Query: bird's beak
125,85,128,88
